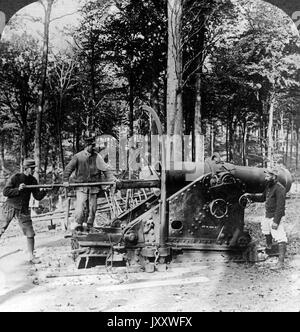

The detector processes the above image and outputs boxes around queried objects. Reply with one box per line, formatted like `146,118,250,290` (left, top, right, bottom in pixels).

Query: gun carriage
60,163,289,270
24,107,293,271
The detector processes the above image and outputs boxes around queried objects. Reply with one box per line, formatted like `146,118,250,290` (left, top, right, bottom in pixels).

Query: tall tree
34,0,55,180
167,0,183,163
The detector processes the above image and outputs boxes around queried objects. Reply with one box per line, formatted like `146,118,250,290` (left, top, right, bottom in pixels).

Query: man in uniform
244,168,288,269
0,159,48,264
63,137,115,232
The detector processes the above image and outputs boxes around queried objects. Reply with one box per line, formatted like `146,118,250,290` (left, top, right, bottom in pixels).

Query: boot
271,242,287,270
265,234,273,250
277,242,287,269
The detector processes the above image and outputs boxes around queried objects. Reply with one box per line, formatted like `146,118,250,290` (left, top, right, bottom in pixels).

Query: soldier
244,168,288,269
0,159,48,264
63,136,115,232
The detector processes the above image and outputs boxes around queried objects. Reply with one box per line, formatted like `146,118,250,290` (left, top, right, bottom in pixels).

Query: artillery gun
68,107,293,270
66,162,292,270
24,106,293,271
24,160,292,271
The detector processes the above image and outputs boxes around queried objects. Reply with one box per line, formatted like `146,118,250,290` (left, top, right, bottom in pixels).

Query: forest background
0,0,300,186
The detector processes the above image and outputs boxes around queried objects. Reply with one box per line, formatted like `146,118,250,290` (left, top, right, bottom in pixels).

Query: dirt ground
0,197,300,313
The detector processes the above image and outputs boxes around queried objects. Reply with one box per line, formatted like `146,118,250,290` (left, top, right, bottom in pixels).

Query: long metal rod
23,179,161,190
142,105,168,249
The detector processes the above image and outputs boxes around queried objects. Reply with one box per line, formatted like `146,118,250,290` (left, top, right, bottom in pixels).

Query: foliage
0,0,300,176
0,34,41,161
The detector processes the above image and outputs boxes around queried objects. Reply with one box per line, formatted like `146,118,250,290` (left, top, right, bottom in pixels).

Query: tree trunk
290,119,294,169
51,143,58,183
167,0,183,164
285,125,290,167
242,122,247,166
226,123,229,162
259,120,264,167
150,80,161,120
280,111,284,156
19,126,29,172
43,141,50,182
296,127,299,171
22,127,29,160
76,120,81,153
267,94,275,168
210,122,214,156
34,0,54,181
58,95,65,170
0,137,7,177
90,41,97,102
73,130,76,154
233,122,240,162
194,73,202,161
89,38,97,131
228,113,236,163
274,125,278,154
229,129,234,163
58,131,64,170
129,72,134,138
190,12,206,162
246,126,250,166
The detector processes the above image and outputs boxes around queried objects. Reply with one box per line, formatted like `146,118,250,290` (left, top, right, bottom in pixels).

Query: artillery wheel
209,199,228,219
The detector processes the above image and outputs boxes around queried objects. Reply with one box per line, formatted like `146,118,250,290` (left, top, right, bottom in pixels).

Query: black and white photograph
0,0,300,314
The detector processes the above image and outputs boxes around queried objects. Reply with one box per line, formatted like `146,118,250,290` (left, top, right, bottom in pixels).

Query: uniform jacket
63,150,114,183
3,173,46,213
251,181,286,225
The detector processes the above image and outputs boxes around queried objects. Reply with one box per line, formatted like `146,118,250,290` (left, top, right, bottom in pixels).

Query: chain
154,249,160,266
